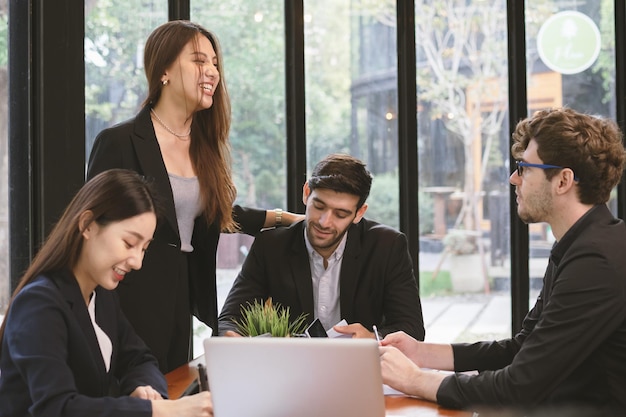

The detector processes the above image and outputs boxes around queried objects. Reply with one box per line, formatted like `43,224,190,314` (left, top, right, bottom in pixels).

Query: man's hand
380,331,422,364
332,322,376,339
379,345,425,398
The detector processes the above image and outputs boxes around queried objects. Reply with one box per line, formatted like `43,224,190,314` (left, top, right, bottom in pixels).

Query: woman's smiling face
163,33,220,112
73,211,156,302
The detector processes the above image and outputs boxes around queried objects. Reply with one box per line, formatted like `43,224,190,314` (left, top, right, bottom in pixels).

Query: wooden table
166,359,472,417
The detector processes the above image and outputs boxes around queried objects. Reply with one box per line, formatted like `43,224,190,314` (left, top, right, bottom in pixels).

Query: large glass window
192,1,287,348
525,0,615,301
416,0,512,343
192,2,287,215
74,0,618,351
84,1,167,157
304,0,401,228
0,0,8,317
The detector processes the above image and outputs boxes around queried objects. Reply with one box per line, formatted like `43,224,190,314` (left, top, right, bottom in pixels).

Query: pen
197,363,209,392
372,324,381,344
181,378,200,397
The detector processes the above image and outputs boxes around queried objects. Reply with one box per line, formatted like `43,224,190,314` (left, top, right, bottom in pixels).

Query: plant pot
449,253,484,293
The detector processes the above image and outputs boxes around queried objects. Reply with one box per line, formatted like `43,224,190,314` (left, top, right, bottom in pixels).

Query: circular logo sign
536,11,601,75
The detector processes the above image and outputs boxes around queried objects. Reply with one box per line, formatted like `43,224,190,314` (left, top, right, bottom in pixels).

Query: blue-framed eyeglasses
515,161,579,181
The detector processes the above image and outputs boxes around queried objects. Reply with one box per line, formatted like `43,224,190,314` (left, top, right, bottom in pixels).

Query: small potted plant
443,229,484,293
233,297,308,337
443,229,478,256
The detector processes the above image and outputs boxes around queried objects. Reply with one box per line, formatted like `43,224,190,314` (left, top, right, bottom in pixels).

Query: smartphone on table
304,318,328,338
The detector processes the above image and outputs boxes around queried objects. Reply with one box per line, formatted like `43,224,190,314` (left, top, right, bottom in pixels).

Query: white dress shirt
304,228,348,330
88,291,112,372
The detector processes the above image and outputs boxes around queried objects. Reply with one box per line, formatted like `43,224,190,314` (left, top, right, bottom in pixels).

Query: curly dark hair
511,108,626,205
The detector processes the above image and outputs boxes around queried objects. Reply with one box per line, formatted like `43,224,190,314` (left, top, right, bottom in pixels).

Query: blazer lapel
339,222,362,319
289,223,315,317
57,272,108,379
132,106,180,239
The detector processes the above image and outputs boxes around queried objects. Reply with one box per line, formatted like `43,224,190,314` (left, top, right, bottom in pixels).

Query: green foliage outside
366,170,434,236
192,0,354,208
0,3,8,311
595,0,616,105
419,270,452,297
417,191,434,236
0,12,7,66
366,171,400,229
84,0,167,149
302,1,353,168
193,1,287,209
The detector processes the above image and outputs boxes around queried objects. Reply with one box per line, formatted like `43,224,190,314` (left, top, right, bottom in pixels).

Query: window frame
8,0,626,337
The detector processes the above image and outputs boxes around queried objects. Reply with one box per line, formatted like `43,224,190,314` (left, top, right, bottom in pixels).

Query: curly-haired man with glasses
379,108,626,414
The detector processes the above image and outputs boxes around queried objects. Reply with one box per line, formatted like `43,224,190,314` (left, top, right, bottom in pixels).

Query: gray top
168,173,202,252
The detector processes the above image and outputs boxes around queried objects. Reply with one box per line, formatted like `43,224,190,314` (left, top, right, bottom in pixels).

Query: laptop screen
203,337,385,417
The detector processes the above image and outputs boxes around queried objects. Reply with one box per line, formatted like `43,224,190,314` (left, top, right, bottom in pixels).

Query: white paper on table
325,319,352,338
383,384,407,396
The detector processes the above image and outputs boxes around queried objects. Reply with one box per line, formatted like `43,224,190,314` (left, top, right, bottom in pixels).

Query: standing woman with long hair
0,169,212,417
87,20,301,373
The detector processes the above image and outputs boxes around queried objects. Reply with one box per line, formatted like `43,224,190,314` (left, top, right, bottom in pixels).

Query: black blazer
219,219,425,340
0,272,166,417
87,106,266,369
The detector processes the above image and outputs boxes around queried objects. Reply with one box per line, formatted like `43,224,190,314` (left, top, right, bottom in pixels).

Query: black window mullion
615,0,626,219
507,0,530,336
284,0,307,213
169,0,190,21
9,0,85,292
36,1,86,238
8,0,33,291
396,0,419,272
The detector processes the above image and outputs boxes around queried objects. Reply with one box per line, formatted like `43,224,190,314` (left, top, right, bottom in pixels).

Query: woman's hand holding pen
151,364,212,417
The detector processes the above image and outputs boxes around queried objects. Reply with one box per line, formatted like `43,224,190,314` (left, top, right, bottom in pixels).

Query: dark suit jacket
219,219,425,340
87,105,265,371
0,271,166,417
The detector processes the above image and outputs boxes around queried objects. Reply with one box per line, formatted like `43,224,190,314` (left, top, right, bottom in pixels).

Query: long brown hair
143,20,238,231
0,169,159,352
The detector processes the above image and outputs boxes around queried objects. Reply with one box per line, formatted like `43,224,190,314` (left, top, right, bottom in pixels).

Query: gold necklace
150,108,191,140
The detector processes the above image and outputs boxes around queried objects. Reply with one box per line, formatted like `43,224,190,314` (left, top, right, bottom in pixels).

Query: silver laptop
203,337,385,417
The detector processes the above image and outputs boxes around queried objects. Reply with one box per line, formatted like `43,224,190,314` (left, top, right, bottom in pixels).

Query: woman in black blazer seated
0,169,212,417
87,20,301,373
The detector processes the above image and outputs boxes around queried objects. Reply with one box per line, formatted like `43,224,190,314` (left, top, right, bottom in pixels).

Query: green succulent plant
233,297,308,337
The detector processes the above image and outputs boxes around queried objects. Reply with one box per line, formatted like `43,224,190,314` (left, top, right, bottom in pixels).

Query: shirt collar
551,204,606,265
